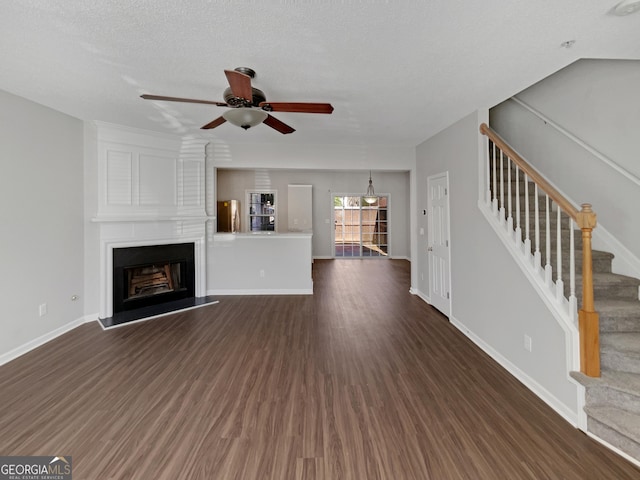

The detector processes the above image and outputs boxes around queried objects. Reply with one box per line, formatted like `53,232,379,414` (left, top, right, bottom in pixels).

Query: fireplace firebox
113,243,195,313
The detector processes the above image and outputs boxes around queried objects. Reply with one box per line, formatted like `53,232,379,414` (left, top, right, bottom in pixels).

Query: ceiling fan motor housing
223,87,266,108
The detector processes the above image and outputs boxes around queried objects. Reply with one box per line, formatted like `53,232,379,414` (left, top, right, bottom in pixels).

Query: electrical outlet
524,334,532,352
39,303,47,316
260,269,265,278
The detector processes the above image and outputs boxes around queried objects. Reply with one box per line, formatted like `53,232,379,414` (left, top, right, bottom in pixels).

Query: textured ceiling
1,1,639,146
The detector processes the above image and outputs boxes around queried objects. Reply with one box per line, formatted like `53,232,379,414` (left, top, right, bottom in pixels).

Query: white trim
450,315,579,427
411,288,432,305
207,288,313,296
0,314,96,367
585,431,640,469
98,301,219,330
510,97,640,188
313,256,334,260
478,199,580,372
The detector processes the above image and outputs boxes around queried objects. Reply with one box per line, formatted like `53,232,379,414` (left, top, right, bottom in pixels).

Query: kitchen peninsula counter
209,232,313,295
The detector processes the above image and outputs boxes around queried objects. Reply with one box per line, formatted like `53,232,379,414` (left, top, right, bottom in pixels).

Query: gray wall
216,169,410,258
415,111,578,419
0,89,84,357
491,59,640,264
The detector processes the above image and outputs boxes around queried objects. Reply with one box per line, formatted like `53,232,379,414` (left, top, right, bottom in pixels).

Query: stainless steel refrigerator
217,200,240,232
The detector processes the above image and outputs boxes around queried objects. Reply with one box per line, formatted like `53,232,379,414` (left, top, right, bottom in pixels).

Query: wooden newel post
576,203,600,377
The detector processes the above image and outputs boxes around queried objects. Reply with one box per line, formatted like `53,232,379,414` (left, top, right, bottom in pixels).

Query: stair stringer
477,198,584,428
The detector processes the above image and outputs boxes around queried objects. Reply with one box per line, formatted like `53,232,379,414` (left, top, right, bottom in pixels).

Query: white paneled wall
95,123,207,219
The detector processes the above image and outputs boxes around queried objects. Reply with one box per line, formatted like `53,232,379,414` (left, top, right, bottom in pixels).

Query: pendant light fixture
364,170,378,204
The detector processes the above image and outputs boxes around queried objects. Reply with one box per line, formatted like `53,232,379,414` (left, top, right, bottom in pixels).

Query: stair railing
479,123,600,377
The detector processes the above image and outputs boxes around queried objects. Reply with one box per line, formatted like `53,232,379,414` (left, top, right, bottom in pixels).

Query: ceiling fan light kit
141,67,334,134
222,108,268,130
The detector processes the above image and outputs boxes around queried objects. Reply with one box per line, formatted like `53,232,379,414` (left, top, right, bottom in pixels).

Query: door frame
426,172,452,317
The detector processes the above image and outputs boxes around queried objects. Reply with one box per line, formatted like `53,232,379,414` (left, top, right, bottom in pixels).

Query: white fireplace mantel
92,123,210,318
99,225,206,319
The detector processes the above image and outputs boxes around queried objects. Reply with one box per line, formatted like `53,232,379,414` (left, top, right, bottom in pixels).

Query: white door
427,173,451,316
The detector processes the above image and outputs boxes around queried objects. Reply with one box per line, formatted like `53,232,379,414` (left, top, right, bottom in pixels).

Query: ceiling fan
141,67,334,134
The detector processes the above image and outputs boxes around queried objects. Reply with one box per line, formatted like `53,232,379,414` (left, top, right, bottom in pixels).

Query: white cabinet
287,184,312,232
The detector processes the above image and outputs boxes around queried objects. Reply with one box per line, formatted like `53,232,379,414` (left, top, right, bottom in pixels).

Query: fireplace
113,243,195,314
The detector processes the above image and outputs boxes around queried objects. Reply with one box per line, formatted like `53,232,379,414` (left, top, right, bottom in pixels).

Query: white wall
216,169,410,258
0,89,84,360
211,141,415,171
415,111,579,421
490,59,640,267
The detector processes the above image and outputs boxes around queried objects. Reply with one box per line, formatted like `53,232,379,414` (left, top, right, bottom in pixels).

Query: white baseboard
585,431,640,469
313,256,334,260
0,314,96,367
411,288,432,305
449,315,579,427
206,288,313,296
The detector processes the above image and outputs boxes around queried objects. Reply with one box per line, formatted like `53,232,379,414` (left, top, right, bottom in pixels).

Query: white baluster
524,174,531,256
499,150,505,224
556,208,564,302
569,220,577,321
515,165,521,246
507,158,513,233
486,141,492,205
545,195,553,286
492,142,498,214
534,184,541,271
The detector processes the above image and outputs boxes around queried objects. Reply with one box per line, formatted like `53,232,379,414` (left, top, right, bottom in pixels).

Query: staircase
481,124,640,463
544,206,640,460
572,283,640,460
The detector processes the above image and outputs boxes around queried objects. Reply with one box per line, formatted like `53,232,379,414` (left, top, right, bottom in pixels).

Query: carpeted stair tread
578,272,640,290
597,298,640,316
584,405,640,446
572,370,640,397
601,333,640,356
597,299,640,333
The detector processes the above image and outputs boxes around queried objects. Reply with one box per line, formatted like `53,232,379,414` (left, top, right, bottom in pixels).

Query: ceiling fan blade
141,94,227,106
201,116,227,130
259,102,334,114
224,70,253,101
263,114,295,134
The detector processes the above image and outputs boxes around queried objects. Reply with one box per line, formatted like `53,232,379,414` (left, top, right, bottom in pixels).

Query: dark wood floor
1,260,638,479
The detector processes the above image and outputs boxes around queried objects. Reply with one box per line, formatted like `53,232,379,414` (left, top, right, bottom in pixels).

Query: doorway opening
333,195,388,258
